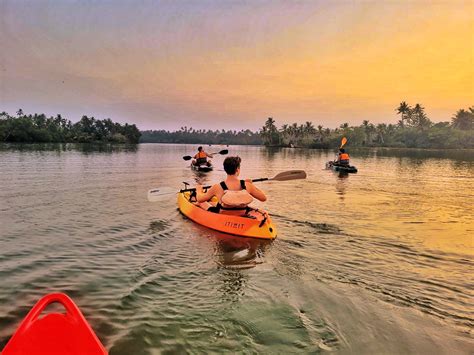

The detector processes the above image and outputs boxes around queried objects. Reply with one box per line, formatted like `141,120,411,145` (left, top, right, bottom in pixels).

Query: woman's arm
196,184,218,203
245,180,267,202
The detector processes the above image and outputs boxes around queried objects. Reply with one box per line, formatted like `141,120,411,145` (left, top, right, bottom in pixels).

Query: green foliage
260,103,474,149
260,117,280,146
395,102,432,130
140,126,262,145
0,110,141,144
451,108,474,130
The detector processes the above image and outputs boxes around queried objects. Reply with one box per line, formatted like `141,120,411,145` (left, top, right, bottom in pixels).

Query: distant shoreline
2,103,472,149
3,141,474,151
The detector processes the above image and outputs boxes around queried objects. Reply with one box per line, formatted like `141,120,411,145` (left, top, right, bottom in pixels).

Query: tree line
0,109,141,144
140,127,262,145
260,103,474,149
3,103,472,149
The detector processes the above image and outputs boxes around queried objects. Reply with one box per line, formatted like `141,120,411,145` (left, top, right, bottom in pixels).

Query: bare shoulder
244,179,255,190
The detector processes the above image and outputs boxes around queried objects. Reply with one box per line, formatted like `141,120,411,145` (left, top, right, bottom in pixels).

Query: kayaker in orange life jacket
335,148,350,166
195,156,267,215
192,146,213,166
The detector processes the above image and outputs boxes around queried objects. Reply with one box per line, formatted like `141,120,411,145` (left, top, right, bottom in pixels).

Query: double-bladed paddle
182,149,228,161
147,169,307,202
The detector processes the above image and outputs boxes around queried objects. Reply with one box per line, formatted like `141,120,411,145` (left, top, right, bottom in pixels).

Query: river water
0,143,472,354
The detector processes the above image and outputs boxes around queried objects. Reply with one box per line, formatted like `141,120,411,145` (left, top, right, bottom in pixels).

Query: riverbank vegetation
0,110,141,144
140,127,262,145
3,104,472,149
261,104,474,149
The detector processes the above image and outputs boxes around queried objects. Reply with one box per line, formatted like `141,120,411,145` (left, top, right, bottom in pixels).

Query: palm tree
411,103,431,130
280,124,289,145
396,101,410,127
451,109,474,130
386,123,396,136
316,125,324,142
362,120,371,144
261,117,280,145
300,121,316,145
304,121,315,134
376,123,387,144
366,123,376,145
288,123,298,145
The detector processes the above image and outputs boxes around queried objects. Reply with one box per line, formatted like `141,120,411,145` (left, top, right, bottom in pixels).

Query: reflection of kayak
326,161,358,173
2,293,107,355
333,165,358,173
178,191,276,239
191,164,213,172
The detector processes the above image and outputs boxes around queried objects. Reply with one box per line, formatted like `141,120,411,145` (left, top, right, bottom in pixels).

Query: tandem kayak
178,191,277,239
191,163,213,172
326,161,358,173
2,293,107,355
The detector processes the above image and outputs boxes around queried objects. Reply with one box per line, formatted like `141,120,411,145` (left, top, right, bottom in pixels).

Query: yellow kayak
177,191,277,239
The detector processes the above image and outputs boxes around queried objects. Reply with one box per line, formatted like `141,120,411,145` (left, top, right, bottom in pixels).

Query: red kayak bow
2,293,107,354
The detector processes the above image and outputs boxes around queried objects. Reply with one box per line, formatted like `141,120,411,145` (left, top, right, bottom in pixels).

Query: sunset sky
1,0,473,130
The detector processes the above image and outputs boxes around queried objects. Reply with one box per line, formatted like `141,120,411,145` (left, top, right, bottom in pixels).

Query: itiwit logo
224,222,244,229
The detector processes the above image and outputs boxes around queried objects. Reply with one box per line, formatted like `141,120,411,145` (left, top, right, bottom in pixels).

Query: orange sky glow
1,1,472,130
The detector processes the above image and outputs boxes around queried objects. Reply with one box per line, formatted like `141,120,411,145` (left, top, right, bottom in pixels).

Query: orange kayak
178,191,277,239
2,293,107,355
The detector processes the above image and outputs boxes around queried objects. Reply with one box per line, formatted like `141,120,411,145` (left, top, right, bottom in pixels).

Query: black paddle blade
271,170,307,181
219,149,228,155
183,156,192,161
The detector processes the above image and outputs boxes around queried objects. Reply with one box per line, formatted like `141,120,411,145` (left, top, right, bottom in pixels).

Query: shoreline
2,141,474,151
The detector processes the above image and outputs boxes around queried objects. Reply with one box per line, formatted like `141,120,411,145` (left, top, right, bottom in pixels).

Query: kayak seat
195,157,207,165
207,205,220,213
206,203,252,216
204,202,264,221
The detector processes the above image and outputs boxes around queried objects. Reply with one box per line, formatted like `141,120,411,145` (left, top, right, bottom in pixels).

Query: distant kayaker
195,156,267,215
335,148,350,166
193,146,213,166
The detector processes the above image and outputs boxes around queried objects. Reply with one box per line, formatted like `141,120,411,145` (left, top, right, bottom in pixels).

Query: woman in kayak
334,148,350,166
195,156,267,215
193,146,213,166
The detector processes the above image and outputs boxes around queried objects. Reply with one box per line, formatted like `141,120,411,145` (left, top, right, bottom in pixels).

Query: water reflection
450,160,474,173
210,233,272,269
335,173,348,200
0,142,139,154
212,234,272,303
191,169,212,185
261,146,282,161
352,147,474,161
262,146,328,161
